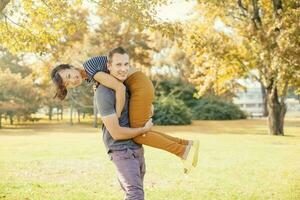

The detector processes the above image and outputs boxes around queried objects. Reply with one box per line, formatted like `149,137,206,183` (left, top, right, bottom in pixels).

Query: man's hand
101,114,152,140
150,104,154,117
143,118,153,133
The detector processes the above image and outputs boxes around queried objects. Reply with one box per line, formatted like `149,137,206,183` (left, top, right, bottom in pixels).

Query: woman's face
58,68,83,88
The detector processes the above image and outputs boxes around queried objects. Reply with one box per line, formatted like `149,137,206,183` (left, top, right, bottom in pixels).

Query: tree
149,32,193,81
86,5,158,69
0,68,41,126
92,0,183,39
182,0,300,135
0,48,32,76
0,0,88,54
37,83,63,121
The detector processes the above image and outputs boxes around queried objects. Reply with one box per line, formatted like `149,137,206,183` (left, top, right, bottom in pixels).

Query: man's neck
109,73,125,83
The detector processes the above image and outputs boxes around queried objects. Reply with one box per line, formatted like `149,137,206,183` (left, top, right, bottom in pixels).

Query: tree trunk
260,81,268,117
266,87,286,135
0,113,2,128
0,0,10,13
61,106,63,120
9,114,13,125
77,110,80,123
7,111,13,125
56,107,59,121
272,0,283,15
48,106,53,121
70,103,73,125
251,0,262,29
93,95,98,128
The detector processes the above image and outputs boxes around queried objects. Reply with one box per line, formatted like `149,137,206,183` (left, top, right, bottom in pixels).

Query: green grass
0,119,300,200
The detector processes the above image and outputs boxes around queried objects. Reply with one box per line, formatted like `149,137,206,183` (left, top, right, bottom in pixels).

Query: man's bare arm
101,114,153,140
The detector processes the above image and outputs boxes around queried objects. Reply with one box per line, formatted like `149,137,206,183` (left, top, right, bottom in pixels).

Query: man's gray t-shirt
95,85,141,153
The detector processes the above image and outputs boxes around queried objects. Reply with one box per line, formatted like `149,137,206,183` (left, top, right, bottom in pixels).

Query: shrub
153,96,192,125
153,79,198,108
192,97,247,120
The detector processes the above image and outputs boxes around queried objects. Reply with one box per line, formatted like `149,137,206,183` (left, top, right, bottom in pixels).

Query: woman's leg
133,131,188,158
125,71,190,159
151,130,189,145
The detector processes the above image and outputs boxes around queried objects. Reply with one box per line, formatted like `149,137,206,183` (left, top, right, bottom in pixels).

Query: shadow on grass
1,119,299,138
0,122,100,136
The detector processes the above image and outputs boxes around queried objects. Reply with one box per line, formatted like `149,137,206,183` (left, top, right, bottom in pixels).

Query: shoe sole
192,140,200,167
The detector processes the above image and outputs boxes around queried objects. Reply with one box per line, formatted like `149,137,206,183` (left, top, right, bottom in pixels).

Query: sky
156,0,196,22
85,0,196,29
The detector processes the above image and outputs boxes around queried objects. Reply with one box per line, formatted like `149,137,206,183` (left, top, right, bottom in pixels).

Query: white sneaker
182,140,200,174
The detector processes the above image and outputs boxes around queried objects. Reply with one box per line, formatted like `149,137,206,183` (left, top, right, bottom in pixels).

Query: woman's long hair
50,64,74,100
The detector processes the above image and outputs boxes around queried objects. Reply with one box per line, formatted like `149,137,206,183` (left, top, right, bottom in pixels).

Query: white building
233,87,264,117
233,80,300,117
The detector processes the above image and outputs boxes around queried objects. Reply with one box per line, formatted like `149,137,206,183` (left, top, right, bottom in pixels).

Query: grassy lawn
0,119,299,200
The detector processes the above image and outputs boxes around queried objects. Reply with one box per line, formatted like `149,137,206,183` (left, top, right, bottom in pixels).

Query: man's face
58,68,83,88
107,53,130,82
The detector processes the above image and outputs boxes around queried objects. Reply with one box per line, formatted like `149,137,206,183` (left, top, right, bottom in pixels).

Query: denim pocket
110,149,135,161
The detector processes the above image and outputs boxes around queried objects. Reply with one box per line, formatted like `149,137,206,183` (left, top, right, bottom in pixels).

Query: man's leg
137,147,146,183
110,148,145,200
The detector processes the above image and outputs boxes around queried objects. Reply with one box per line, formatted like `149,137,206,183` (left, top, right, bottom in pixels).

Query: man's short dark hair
108,47,128,63
50,64,74,100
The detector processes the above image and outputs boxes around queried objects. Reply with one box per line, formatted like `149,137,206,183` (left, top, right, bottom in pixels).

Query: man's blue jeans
109,147,146,200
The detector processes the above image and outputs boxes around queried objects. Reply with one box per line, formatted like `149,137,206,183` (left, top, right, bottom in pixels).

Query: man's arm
95,86,152,140
101,114,152,140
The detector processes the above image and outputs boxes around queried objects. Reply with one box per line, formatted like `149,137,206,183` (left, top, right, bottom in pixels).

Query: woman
51,53,199,173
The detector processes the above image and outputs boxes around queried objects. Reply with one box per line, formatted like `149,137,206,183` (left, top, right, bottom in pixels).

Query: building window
246,104,256,108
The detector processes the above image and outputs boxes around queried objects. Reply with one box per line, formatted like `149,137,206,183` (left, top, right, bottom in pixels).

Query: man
95,47,152,200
